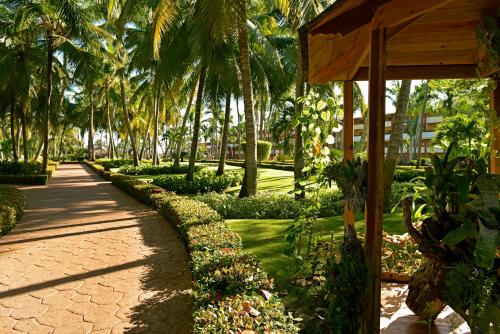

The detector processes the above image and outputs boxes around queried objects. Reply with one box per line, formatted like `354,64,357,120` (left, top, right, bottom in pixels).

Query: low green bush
0,161,43,175
118,163,204,176
0,185,25,236
193,293,299,333
156,196,223,229
393,168,425,182
95,158,134,171
153,171,243,194
192,248,266,295
0,174,49,185
187,223,242,251
110,173,166,206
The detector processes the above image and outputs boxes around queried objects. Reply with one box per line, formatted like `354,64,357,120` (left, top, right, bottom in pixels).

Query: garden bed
0,161,54,185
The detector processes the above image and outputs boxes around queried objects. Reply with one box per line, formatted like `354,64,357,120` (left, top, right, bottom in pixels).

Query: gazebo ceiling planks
300,0,500,83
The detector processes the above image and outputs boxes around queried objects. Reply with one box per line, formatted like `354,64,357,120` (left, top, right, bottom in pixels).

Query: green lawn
227,211,405,289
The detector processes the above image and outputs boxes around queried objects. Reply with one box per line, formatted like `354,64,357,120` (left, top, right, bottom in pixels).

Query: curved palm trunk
106,94,116,159
217,93,232,176
238,7,258,197
42,33,53,173
140,111,153,161
383,80,412,211
294,43,305,199
10,97,18,161
88,90,95,161
152,85,160,165
187,65,207,181
174,81,197,167
415,82,429,169
58,122,67,161
119,72,139,166
19,102,29,163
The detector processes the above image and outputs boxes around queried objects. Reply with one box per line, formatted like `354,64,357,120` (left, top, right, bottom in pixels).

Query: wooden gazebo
299,0,499,332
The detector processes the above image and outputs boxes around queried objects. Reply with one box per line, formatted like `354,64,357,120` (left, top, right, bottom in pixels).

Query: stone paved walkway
0,164,193,334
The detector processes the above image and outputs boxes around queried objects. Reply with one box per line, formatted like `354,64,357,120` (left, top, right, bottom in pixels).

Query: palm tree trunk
383,80,412,211
10,97,18,161
152,84,161,165
122,133,129,159
238,7,258,197
294,43,305,199
58,122,67,161
88,90,95,161
187,65,207,181
174,81,196,166
140,110,153,161
217,93,232,176
119,72,139,166
106,94,116,159
42,33,53,173
19,102,29,163
415,83,429,169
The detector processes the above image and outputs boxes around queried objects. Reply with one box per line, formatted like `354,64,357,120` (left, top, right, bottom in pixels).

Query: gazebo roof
299,0,500,83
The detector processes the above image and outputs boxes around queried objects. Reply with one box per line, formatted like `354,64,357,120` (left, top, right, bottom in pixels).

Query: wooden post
343,80,355,228
490,79,500,175
363,28,387,334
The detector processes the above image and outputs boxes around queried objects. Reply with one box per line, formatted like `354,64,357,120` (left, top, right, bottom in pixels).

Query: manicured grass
227,168,295,194
227,211,405,289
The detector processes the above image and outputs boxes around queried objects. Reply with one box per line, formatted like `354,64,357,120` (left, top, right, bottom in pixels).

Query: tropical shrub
186,223,242,251
110,173,167,206
194,293,299,334
153,171,243,194
404,146,499,331
0,185,25,236
118,163,204,176
156,196,223,229
192,248,266,295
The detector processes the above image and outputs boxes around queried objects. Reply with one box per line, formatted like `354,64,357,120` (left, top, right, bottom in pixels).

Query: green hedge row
0,185,25,236
393,168,425,183
95,158,134,171
108,173,298,333
118,163,204,176
0,174,49,185
84,161,113,181
152,171,243,194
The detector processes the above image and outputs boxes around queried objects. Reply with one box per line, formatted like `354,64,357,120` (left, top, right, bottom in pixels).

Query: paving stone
0,164,194,333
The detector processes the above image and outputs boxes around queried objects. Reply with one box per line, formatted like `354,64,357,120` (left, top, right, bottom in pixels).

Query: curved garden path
0,164,193,334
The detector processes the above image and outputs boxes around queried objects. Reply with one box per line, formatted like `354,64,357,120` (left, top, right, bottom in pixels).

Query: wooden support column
363,28,387,334
343,80,355,229
490,79,500,175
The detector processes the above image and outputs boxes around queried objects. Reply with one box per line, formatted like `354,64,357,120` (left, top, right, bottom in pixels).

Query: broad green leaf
316,101,326,110
477,175,499,209
474,223,498,270
442,217,476,244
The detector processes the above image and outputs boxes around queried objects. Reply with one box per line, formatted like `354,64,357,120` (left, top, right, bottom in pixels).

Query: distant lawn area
227,211,405,290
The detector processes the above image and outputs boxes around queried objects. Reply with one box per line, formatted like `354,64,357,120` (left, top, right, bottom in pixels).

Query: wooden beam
490,79,500,175
310,0,389,36
343,81,355,228
371,0,454,29
363,27,387,334
353,65,478,80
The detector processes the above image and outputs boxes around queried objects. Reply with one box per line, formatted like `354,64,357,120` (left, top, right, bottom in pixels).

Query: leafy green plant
118,163,204,175
153,171,243,194
405,144,499,332
0,185,25,236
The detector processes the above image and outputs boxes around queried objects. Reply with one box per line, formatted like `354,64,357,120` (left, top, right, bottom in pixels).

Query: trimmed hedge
195,191,344,219
153,171,243,194
0,161,43,175
393,168,425,183
118,163,204,176
0,174,49,185
0,185,25,236
95,158,134,171
107,173,298,333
